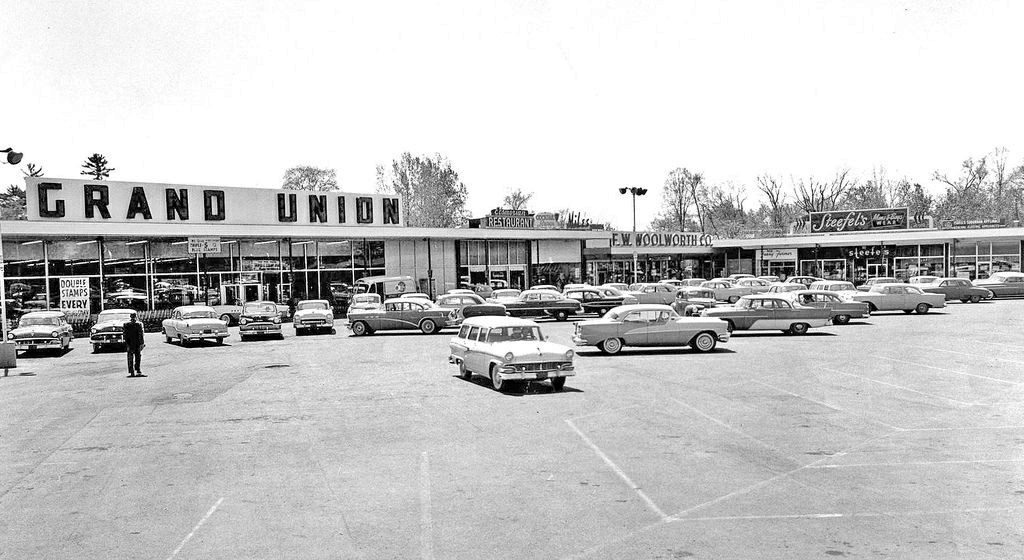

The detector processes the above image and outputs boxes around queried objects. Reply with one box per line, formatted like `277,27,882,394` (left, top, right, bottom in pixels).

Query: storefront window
320,240,353,270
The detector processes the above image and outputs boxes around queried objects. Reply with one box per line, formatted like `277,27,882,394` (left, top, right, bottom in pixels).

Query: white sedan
162,305,229,346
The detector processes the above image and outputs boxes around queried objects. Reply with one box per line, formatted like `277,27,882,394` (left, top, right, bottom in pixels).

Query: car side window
458,325,470,339
467,326,480,340
526,293,540,302
623,312,643,322
775,300,792,309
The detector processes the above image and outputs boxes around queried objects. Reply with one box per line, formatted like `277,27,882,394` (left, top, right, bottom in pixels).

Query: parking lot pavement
1,300,1023,559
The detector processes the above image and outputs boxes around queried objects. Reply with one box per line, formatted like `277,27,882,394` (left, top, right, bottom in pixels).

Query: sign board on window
187,237,221,254
758,248,798,261
58,277,90,320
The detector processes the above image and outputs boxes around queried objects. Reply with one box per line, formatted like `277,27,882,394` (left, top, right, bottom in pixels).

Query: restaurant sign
809,207,908,233
611,231,713,248
481,208,535,229
26,178,403,227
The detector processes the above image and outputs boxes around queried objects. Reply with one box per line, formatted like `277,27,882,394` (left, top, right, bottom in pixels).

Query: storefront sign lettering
758,248,797,260
611,231,713,248
26,178,403,227
846,246,892,258
809,208,908,233
486,215,535,228
942,218,1006,230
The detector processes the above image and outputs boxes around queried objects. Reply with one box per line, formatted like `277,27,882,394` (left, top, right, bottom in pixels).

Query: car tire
690,332,717,353
789,323,809,335
93,344,100,353
216,337,224,345
551,377,566,392
902,309,913,314
915,303,930,314
970,295,981,303
490,364,507,392
351,321,369,336
554,311,569,322
600,337,623,355
164,330,172,343
458,360,472,380
178,334,187,347
724,320,735,333
867,302,878,312
833,314,850,325
420,319,438,334
728,296,740,304
219,314,232,325
959,297,970,303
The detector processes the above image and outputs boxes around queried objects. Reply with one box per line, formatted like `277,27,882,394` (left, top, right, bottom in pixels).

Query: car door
887,285,909,310
166,310,180,337
619,310,650,346
379,301,402,330
464,326,485,372
450,324,471,364
645,309,682,345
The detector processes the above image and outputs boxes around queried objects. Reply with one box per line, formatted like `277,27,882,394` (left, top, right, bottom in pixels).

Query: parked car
460,282,494,298
347,298,455,335
601,283,629,292
162,305,229,345
974,271,1024,298
89,308,136,351
858,277,900,291
487,289,522,303
625,282,679,305
767,283,806,294
292,299,335,335
448,316,575,392
563,286,638,315
347,293,381,311
239,300,284,340
920,278,994,303
530,284,560,292
734,277,772,294
850,284,947,314
728,273,756,281
784,276,824,287
757,275,780,283
572,304,729,354
671,287,720,316
500,289,583,321
908,275,941,285
660,279,687,289
9,310,74,353
788,290,870,325
702,294,832,334
700,279,752,303
446,288,477,295
399,292,432,300
807,280,859,299
563,283,590,291
679,278,708,287
435,292,507,324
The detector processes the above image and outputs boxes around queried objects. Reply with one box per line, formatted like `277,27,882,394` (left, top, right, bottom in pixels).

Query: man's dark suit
123,319,144,375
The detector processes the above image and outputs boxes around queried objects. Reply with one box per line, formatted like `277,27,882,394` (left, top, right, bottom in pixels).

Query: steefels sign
25,178,403,227
809,207,908,233
611,231,713,248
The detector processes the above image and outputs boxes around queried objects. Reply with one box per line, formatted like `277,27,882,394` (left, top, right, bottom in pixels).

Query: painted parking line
564,418,671,522
751,379,902,431
675,505,1024,522
671,397,797,461
821,367,972,407
420,452,434,560
807,458,1024,469
166,497,224,560
909,345,1024,366
875,356,1019,385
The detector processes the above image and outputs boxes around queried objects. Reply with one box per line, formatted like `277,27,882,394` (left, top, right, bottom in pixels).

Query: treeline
650,148,1024,238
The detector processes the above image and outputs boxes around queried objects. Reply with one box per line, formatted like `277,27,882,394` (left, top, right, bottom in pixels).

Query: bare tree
502,188,533,211
376,152,469,228
792,169,855,213
81,153,114,180
650,168,705,231
755,174,788,230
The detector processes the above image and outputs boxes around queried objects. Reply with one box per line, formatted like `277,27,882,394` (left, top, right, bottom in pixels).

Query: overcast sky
3,1,1023,230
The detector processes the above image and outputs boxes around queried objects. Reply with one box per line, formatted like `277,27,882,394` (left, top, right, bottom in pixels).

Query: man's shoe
127,374,136,377
136,373,147,377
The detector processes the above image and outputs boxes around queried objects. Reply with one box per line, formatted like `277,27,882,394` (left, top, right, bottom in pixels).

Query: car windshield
182,310,215,319
243,303,278,314
485,326,543,342
297,301,329,311
99,313,134,323
353,295,379,303
19,316,59,326
827,283,855,291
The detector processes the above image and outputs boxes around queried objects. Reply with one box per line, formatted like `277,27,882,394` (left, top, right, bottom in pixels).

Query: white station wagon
448,316,575,393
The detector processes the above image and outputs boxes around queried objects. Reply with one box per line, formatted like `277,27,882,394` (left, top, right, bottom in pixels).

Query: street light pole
618,187,648,284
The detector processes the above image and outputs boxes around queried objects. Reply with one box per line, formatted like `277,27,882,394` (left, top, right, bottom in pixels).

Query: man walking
123,312,146,378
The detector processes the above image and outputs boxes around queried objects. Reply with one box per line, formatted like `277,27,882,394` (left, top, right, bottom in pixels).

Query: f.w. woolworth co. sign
25,178,403,227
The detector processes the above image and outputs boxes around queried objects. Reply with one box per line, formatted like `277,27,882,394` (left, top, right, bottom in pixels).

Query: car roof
21,310,66,317
522,289,563,295
607,304,674,313
242,300,277,305
382,298,433,305
99,308,135,314
739,294,793,301
297,299,330,304
174,305,216,312
810,280,854,285
461,316,540,328
792,290,840,296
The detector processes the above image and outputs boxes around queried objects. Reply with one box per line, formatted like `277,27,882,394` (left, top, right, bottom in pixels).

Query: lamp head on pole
1,148,23,166
618,187,627,195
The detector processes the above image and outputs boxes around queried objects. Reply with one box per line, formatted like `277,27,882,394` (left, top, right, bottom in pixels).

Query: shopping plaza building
3,178,1023,315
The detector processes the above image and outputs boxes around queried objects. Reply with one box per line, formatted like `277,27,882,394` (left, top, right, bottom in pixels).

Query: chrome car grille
517,362,570,372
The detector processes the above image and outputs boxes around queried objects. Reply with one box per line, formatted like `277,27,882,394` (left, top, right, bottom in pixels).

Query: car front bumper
180,331,228,341
91,333,124,345
239,323,281,334
14,338,63,350
496,364,575,381
295,320,332,329
571,335,592,346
